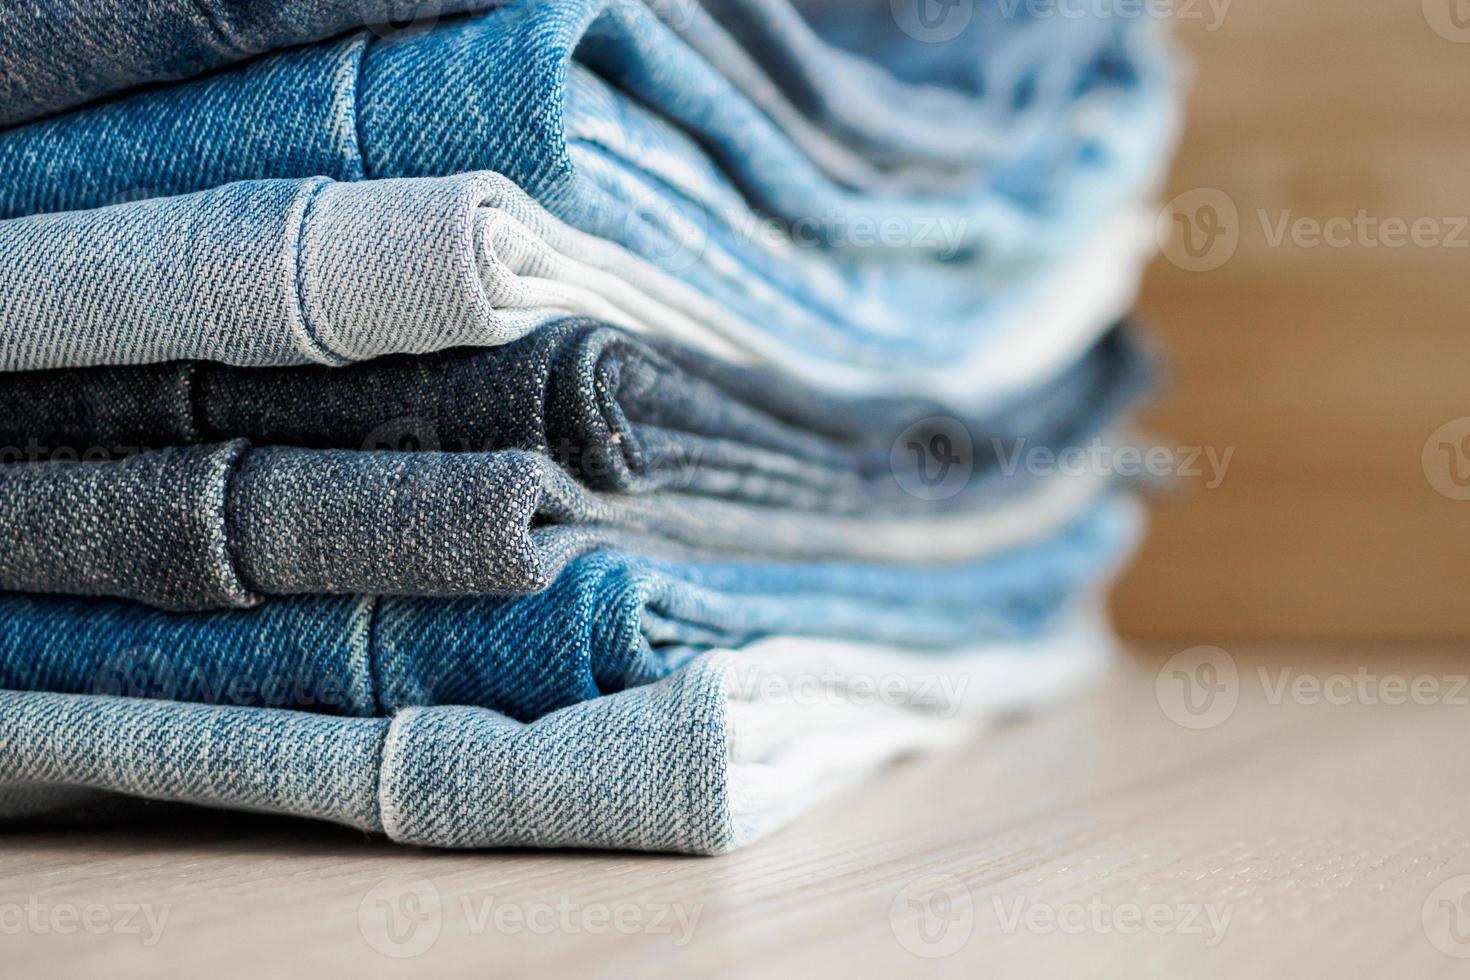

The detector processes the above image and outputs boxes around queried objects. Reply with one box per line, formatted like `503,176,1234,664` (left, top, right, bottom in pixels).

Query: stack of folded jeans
0,0,1178,853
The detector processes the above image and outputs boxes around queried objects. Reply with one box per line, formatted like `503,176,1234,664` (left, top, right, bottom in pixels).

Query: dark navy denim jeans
0,318,1149,508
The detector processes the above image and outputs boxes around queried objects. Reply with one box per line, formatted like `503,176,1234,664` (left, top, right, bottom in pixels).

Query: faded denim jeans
0,438,1112,609
0,605,1115,854
0,3,1178,404
0,173,1154,405
0,496,1140,721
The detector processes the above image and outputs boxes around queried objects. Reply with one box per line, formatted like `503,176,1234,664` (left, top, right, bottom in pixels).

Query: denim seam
215,442,264,606
287,177,347,366
348,34,373,181
183,0,250,59
179,363,204,444
365,595,384,718
376,709,414,840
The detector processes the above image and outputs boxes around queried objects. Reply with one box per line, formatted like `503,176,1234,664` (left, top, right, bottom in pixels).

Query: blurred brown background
1114,0,1470,642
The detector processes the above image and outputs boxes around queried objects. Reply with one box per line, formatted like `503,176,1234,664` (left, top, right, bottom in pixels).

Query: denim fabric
0,439,1109,610
0,5,1178,401
0,3,1173,244
0,609,1113,854
701,0,1119,173
0,495,1138,722
0,1,504,129
0,0,1071,184
0,174,578,371
0,317,1149,509
0,172,1154,406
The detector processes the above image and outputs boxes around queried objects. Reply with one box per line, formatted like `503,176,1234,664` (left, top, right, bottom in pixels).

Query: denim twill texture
0,4,1177,395
0,171,1153,405
0,439,1111,610
0,1,505,128
0,497,1138,722
0,318,1150,510
0,609,1110,854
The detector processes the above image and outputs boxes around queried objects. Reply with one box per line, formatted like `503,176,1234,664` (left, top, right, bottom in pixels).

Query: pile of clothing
0,0,1178,853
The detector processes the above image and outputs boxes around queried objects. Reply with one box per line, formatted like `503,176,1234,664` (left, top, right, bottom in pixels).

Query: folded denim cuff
0,438,1112,609
0,174,550,371
0,441,260,609
298,173,531,362
0,612,1112,854
0,168,1156,407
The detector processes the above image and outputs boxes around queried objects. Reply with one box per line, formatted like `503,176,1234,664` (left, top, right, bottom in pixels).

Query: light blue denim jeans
0,603,1116,854
0,3,1179,400
0,172,1153,408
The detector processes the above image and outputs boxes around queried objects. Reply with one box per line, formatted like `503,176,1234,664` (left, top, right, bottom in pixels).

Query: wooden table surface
6,645,1470,979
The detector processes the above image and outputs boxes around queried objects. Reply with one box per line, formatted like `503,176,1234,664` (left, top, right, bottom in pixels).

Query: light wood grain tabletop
5,645,1470,979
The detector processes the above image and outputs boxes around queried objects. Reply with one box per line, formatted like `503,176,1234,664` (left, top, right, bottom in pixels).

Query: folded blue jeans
0,173,1155,405
0,0,504,128
0,605,1114,854
0,0,1102,179
0,495,1138,722
0,316,1148,511
0,5,1178,391
0,438,1110,610
0,0,1069,194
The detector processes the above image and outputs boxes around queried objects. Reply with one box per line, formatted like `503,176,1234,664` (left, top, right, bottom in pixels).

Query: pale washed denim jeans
0,3,1179,402
0,606,1115,854
0,172,1155,406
